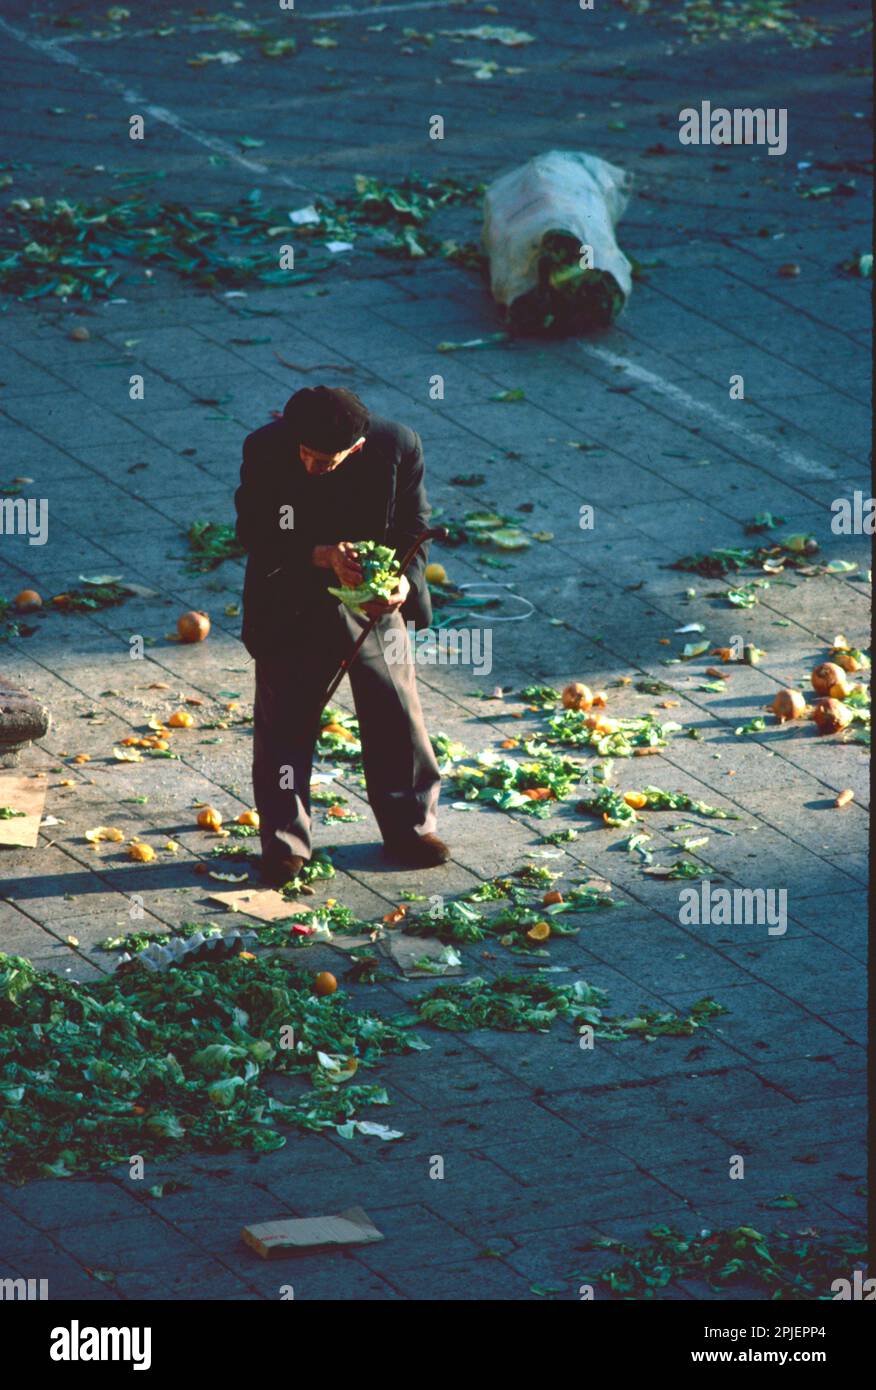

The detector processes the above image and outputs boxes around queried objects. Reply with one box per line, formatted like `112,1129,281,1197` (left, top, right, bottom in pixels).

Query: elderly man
235,385,447,886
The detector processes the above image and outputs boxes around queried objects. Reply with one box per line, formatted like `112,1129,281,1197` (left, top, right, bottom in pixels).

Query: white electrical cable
447,583,535,623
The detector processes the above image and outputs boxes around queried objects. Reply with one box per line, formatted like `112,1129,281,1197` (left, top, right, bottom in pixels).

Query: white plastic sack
482,150,633,333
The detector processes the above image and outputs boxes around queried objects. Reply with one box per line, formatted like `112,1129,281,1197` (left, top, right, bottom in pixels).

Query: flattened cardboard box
208,887,313,921
0,772,48,848
242,1207,384,1259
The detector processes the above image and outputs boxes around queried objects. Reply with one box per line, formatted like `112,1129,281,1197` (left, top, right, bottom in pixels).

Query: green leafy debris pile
577,785,738,828
280,848,336,896
437,509,532,552
519,684,562,707
2,578,136,640
611,0,835,48
51,582,130,613
549,710,681,757
0,174,483,301
449,747,584,816
577,1224,867,1300
0,949,424,1183
410,974,608,1032
327,542,400,615
402,876,613,954
431,732,469,770
317,708,362,763
186,521,245,572
407,974,726,1039
670,535,818,578
338,173,485,260
843,683,871,746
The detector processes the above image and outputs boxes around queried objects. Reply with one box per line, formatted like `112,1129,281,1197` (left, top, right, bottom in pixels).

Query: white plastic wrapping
482,150,634,329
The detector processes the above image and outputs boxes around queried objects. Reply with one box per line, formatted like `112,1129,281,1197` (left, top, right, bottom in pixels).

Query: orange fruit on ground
542,889,564,906
236,809,259,827
14,589,42,612
527,922,551,942
196,806,223,831
168,709,195,728
810,662,849,699
562,682,593,711
128,842,155,862
811,698,852,735
177,610,210,643
321,722,354,740
623,791,647,809
588,716,619,734
771,689,806,723
314,971,337,997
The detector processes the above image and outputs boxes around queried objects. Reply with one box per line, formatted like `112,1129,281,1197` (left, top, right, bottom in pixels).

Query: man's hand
361,574,410,618
313,542,363,587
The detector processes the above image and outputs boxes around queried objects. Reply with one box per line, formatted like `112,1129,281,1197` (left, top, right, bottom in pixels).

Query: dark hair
283,385,370,453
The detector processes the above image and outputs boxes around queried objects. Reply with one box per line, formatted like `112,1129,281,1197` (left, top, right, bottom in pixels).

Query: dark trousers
252,605,441,861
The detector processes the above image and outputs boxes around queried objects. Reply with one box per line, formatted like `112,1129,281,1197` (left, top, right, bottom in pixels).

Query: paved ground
0,0,870,1300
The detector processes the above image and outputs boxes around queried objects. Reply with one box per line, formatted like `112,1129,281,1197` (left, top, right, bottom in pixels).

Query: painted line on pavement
0,16,311,191
580,341,834,479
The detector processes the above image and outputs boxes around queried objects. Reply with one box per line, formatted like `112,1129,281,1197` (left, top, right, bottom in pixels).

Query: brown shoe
260,852,306,887
383,832,450,868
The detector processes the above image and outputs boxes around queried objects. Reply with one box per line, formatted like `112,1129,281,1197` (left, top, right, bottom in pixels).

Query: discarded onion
771,689,806,723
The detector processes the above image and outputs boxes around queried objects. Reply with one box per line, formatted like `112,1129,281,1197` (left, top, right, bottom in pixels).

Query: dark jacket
235,412,433,659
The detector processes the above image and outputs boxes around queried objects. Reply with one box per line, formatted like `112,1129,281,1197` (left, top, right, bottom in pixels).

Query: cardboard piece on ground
382,932,464,979
581,878,612,894
242,1207,384,1259
207,887,313,921
0,772,48,847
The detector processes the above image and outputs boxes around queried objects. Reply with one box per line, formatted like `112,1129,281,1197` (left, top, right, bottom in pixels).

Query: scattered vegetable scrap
572,1223,868,1301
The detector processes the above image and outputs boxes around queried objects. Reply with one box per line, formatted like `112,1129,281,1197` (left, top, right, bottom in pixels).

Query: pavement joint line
0,16,312,194
717,266,869,352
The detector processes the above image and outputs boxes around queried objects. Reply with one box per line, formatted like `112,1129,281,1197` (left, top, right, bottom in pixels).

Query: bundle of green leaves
327,542,401,615
508,230,627,336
